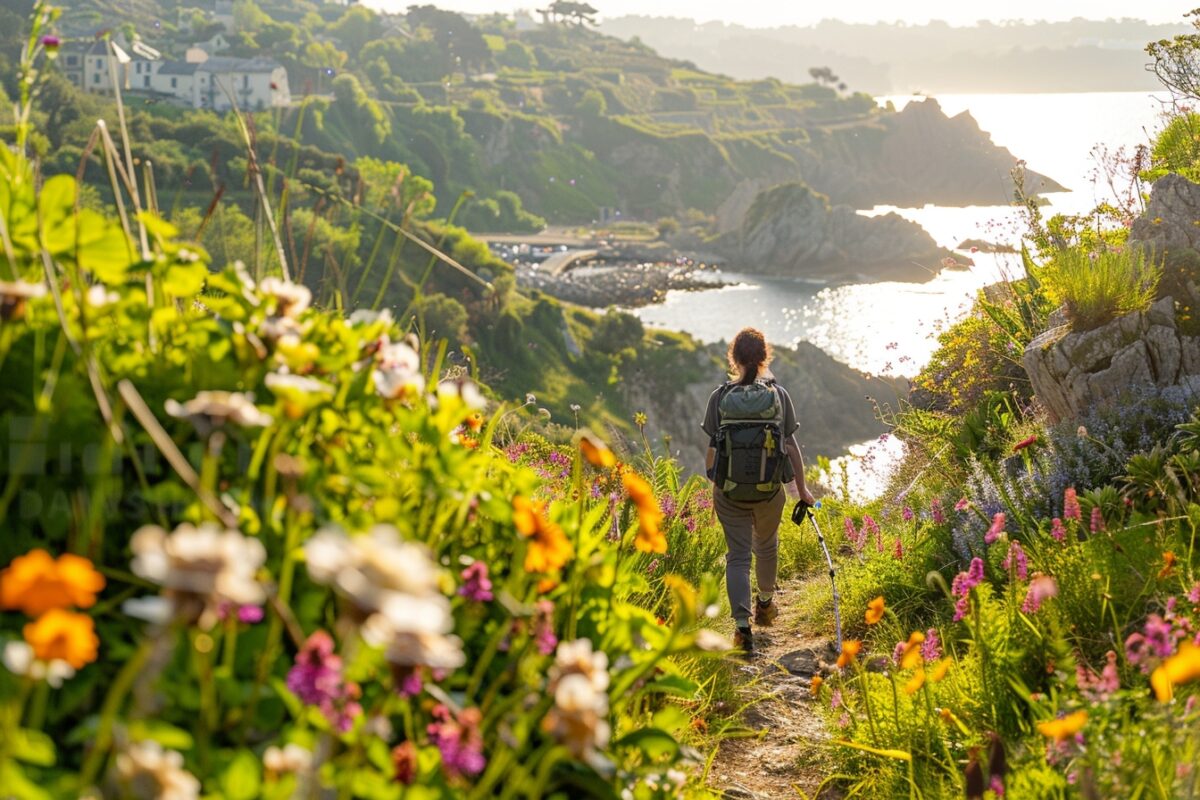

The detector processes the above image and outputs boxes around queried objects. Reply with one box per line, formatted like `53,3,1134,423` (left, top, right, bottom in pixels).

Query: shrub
1038,247,1162,332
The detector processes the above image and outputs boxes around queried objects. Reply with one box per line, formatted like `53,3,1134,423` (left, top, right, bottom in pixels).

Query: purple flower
931,499,945,525
458,562,493,603
902,507,914,522
533,599,557,655
237,604,264,624
1188,583,1200,604
1050,518,1066,542
646,558,660,574
287,631,362,733
862,515,882,552
892,640,907,666
1002,541,1028,581
951,558,985,621
1021,575,1058,614
660,493,677,519
398,668,423,698
41,35,60,50
921,628,941,662
830,688,843,709
427,705,486,779
1143,614,1174,658
985,512,1005,545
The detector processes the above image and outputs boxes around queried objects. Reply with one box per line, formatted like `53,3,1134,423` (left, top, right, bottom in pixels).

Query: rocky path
707,577,843,800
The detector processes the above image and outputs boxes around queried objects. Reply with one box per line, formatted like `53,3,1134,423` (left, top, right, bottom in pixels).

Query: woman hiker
702,327,815,655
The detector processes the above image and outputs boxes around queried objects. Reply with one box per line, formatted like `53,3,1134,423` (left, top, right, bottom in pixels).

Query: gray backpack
714,380,786,502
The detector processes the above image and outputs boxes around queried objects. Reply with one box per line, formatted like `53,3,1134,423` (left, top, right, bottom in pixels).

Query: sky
364,0,1194,27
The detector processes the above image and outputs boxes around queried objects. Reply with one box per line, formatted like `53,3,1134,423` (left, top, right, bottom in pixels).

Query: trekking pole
792,500,843,651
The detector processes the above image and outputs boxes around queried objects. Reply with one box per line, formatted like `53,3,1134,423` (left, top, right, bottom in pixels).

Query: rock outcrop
719,182,963,282
1022,297,1200,423
1129,173,1200,255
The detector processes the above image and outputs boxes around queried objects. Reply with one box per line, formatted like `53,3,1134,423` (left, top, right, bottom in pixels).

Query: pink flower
286,631,362,733
990,775,1006,796
1143,614,1175,658
1188,583,1200,604
41,35,60,50
902,507,914,522
1063,488,1081,521
892,640,907,666
954,497,969,512
458,562,493,603
893,537,904,560
931,499,945,525
1003,541,1028,581
1050,518,1066,542
533,599,557,655
985,512,1006,545
921,628,941,662
1089,506,1105,534
427,705,486,779
237,604,264,624
1013,435,1037,452
951,558,985,621
830,688,843,709
1021,575,1058,614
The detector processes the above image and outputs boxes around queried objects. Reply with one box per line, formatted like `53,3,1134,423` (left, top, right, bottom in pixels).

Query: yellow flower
900,631,925,671
23,609,99,669
1037,710,1088,742
1151,640,1200,702
0,550,105,616
513,497,573,574
836,639,861,670
904,669,925,695
634,412,648,428
865,596,885,625
579,434,616,468
623,472,667,554
928,658,953,683
810,675,823,697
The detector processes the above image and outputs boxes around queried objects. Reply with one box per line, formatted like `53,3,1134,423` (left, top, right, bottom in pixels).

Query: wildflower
41,35,61,52
458,562,493,603
1037,710,1088,742
892,640,907,666
899,632,925,670
512,496,574,573
21,608,98,670
1089,507,1105,533
634,411,648,428
391,741,418,786
86,284,119,308
836,639,862,670
286,631,362,733
257,276,312,318
428,705,486,779
1153,641,1200,701
348,308,393,327
902,506,914,522
263,743,312,775
2,640,75,687
533,599,558,655
831,688,843,709
623,472,667,554
931,499,945,525
951,558,985,621
810,675,823,696
893,537,904,560
1050,518,1066,542
1142,614,1175,659
0,280,46,322
1013,435,1037,452
0,549,105,616
237,605,264,624
922,629,941,662
373,339,425,401
128,522,266,629
985,512,1006,545
1063,488,1081,521
1021,574,1058,614
1077,651,1120,701
1158,551,1177,579
265,372,334,419
865,596,885,625
114,740,201,800
1189,583,1200,604
929,658,953,683
954,497,969,512
165,391,273,433
1003,541,1028,581
904,670,925,695
579,433,616,468
862,515,882,551
545,639,611,764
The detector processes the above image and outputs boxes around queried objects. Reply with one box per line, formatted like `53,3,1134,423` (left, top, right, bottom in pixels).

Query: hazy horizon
361,0,1192,27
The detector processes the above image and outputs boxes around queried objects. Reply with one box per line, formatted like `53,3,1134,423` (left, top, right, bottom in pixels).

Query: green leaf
642,674,699,699
651,705,689,735
126,720,195,751
219,748,261,800
75,209,134,283
0,760,52,800
160,260,207,298
612,727,680,761
10,729,55,766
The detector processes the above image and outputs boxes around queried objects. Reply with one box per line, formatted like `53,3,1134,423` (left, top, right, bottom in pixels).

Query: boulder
1022,297,1199,422
1129,173,1200,256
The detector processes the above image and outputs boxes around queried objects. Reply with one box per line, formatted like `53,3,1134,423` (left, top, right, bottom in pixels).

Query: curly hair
727,327,772,384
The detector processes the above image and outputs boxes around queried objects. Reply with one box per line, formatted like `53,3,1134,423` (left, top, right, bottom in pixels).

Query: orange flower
928,658,953,683
1158,551,1177,579
1,550,105,616
1151,640,1200,702
623,472,667,554
465,412,485,432
904,669,925,695
23,609,99,669
1037,710,1088,742
864,596,885,625
900,631,925,671
513,496,573,574
810,675,823,696
579,434,616,468
836,639,862,670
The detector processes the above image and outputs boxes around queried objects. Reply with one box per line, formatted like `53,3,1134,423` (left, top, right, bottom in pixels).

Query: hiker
702,328,815,655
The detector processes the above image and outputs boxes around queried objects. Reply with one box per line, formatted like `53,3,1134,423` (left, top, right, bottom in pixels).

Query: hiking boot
733,626,754,656
754,597,779,627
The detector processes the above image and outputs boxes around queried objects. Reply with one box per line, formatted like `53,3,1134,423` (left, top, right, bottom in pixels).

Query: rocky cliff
717,182,961,282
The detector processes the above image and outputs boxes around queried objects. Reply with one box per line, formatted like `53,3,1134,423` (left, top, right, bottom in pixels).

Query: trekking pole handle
791,499,820,526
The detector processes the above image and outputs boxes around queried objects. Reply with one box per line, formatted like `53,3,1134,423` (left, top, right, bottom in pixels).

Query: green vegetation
1037,247,1161,332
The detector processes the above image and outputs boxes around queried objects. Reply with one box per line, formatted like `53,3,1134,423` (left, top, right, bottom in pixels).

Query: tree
330,6,383,55
405,5,492,74
808,66,840,86
575,89,606,117
544,1,598,25
232,0,270,34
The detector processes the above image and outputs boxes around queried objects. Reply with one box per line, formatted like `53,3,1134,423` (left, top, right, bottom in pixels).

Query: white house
69,36,161,93
151,61,199,100
192,57,291,111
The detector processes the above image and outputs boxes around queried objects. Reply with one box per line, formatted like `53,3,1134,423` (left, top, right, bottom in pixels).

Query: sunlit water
629,91,1169,495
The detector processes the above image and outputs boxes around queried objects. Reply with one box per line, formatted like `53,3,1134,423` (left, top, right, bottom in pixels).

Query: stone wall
1022,297,1200,423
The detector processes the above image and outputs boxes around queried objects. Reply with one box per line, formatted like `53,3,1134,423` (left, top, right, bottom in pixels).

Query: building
193,57,291,111
61,36,161,94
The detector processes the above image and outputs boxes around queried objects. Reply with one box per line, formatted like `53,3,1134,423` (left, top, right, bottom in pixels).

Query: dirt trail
707,576,843,799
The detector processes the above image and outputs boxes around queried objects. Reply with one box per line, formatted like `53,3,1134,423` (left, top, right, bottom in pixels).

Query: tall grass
1039,247,1161,332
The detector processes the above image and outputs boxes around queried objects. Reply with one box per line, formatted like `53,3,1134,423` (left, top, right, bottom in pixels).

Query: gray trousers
713,487,785,625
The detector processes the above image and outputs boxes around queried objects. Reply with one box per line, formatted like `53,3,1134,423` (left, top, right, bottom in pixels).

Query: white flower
130,523,266,629
546,673,611,761
165,391,273,432
0,280,46,321
550,638,609,694
257,277,311,318
372,340,425,400
258,315,302,345
115,740,201,800
263,743,312,775
347,309,393,327
265,372,334,397
3,640,75,687
85,284,119,308
436,379,486,410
